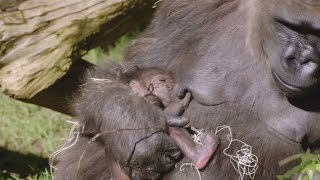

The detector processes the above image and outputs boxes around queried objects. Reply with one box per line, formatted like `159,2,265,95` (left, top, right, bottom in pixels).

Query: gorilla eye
276,19,320,36
286,55,296,62
159,78,166,82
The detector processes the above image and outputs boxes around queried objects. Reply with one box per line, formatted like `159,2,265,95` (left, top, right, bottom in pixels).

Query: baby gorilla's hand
178,92,192,109
165,114,189,127
165,92,192,116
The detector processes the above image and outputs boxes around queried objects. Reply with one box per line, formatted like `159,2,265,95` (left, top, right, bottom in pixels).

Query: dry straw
215,125,259,180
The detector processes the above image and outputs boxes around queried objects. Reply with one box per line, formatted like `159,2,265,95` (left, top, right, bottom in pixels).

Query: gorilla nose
283,45,320,76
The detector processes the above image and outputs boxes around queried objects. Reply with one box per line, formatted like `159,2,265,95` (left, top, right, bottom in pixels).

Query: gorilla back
54,0,320,179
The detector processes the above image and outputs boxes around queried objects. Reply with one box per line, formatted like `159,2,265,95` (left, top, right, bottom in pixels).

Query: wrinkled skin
54,0,320,179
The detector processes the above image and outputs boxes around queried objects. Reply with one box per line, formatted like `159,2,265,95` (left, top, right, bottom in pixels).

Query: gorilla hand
165,92,192,116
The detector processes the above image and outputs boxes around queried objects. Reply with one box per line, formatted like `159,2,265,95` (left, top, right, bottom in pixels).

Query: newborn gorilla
87,65,219,180
128,67,219,170
53,64,218,180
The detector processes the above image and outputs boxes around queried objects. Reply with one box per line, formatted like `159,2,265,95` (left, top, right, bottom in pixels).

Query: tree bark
20,59,93,116
0,0,156,101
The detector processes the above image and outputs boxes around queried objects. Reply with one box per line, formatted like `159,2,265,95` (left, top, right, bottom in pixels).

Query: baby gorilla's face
146,74,174,107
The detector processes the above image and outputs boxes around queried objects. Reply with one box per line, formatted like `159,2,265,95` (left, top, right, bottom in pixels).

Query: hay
179,163,202,180
215,125,259,180
152,0,163,8
190,127,204,146
49,120,84,179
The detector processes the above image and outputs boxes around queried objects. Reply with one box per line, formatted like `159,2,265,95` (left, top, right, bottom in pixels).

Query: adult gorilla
54,0,320,179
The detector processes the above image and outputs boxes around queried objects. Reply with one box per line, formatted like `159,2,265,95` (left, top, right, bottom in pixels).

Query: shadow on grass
0,147,48,178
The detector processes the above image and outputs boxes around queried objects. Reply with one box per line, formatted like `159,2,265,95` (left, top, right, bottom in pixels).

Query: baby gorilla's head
129,68,174,107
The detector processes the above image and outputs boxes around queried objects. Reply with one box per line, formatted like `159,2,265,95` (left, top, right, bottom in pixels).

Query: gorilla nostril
300,48,320,65
285,55,296,62
283,44,297,61
301,61,318,77
300,56,314,65
282,45,299,71
282,54,298,72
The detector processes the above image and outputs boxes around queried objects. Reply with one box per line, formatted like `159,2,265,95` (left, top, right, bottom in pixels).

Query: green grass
82,30,139,64
278,152,320,180
0,94,71,179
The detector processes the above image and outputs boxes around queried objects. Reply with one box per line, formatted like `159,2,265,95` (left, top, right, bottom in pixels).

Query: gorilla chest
173,57,255,106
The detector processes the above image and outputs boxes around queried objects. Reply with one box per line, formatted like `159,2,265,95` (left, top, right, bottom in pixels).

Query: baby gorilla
125,68,219,173
74,64,219,180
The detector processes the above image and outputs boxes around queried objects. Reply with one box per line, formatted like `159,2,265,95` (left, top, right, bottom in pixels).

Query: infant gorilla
111,67,219,179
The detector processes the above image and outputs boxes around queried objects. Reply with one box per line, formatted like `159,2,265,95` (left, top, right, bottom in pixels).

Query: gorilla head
248,0,320,98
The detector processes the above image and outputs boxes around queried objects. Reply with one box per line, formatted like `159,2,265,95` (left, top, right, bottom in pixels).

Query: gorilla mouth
272,72,303,93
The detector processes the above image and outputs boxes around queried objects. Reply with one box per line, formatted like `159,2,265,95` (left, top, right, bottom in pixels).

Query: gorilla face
249,0,320,98
271,20,320,97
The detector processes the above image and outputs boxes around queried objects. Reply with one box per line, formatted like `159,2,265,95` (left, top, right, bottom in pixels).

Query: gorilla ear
148,83,154,92
130,80,141,94
124,65,140,74
123,65,141,80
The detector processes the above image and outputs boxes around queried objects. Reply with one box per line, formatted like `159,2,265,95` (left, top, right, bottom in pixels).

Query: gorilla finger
176,85,189,99
166,115,189,127
181,92,193,105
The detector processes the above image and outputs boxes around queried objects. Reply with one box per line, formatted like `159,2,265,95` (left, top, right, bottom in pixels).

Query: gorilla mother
54,0,320,179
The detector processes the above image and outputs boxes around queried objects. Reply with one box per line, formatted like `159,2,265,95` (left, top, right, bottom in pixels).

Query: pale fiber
215,125,259,180
49,120,84,179
179,163,202,180
190,126,204,146
152,0,162,8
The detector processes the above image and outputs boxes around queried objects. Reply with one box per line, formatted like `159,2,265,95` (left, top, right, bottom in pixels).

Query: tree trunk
0,0,156,102
21,59,94,115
